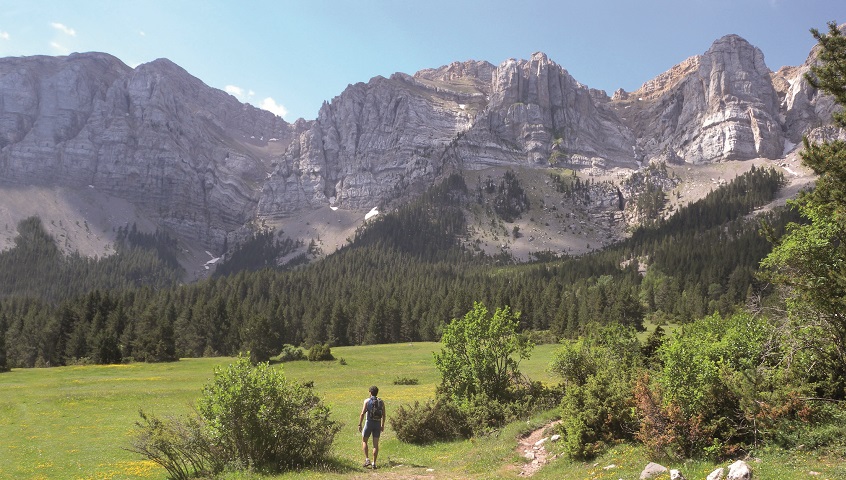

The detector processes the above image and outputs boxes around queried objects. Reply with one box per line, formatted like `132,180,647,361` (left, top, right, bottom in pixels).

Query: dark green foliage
389,398,471,444
488,170,529,222
0,313,8,372
241,314,279,364
213,231,303,277
0,217,181,304
392,376,419,385
115,223,182,271
551,324,642,459
807,22,846,128
352,173,470,261
307,343,334,361
0,166,793,368
760,21,846,400
637,166,784,236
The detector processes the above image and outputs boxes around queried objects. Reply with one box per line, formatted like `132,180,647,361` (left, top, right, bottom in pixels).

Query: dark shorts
362,420,382,440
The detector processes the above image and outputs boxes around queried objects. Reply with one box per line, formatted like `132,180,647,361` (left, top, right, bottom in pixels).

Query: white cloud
260,97,288,118
50,41,70,54
0,31,9,41
50,22,76,36
248,90,255,97
225,85,245,98
139,31,146,37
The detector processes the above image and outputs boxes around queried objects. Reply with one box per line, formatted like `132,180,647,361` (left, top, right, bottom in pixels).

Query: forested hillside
0,164,790,368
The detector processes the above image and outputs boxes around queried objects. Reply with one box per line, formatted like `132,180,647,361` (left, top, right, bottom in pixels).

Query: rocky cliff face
0,52,302,248
0,34,836,252
612,35,784,164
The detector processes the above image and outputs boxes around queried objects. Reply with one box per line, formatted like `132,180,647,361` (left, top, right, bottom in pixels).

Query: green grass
1,343,844,479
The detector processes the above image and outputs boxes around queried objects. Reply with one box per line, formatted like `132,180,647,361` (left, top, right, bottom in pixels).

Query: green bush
128,410,219,480
390,397,471,444
277,344,305,362
558,367,637,459
307,343,334,361
198,355,340,470
434,302,532,403
550,324,642,459
637,312,789,458
393,376,419,385
129,354,341,476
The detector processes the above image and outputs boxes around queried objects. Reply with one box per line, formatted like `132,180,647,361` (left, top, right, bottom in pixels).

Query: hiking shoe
363,459,371,468
372,463,377,470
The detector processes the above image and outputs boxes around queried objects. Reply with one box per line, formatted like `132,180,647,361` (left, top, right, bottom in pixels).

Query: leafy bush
390,397,471,444
434,302,532,402
197,355,340,470
277,344,305,362
393,376,419,385
558,367,637,459
307,343,334,361
128,410,219,480
550,324,642,459
129,355,341,476
636,312,792,459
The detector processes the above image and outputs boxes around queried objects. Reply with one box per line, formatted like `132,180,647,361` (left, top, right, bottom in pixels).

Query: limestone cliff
0,34,836,253
0,52,302,247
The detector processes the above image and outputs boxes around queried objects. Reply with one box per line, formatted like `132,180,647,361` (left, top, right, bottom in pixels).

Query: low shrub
390,397,471,444
277,344,305,362
128,410,219,480
307,344,334,361
551,324,642,459
393,376,419,385
129,355,341,476
198,355,340,470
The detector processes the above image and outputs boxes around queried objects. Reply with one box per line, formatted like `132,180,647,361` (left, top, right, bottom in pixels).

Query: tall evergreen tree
761,21,846,397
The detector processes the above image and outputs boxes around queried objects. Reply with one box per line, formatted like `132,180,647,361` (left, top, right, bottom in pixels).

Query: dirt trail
516,420,561,477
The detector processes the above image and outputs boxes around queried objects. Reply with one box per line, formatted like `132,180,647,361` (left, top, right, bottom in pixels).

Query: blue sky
1,1,843,121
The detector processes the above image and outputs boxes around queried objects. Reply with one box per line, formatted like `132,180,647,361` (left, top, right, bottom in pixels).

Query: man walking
358,385,385,469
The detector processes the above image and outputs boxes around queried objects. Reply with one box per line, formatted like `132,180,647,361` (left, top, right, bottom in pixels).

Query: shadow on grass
300,456,361,474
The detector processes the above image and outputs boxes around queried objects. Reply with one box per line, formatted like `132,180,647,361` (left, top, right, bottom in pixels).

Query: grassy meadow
1,343,844,480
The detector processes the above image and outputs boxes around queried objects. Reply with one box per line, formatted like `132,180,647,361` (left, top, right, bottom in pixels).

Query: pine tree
761,21,846,398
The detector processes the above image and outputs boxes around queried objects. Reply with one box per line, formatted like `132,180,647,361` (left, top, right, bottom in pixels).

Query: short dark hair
369,385,379,396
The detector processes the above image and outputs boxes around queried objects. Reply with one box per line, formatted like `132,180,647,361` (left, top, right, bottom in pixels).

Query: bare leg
362,437,370,463
372,436,380,466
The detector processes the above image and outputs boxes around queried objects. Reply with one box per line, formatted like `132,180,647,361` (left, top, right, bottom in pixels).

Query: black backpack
368,396,383,420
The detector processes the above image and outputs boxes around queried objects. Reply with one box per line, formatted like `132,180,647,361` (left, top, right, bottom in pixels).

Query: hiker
358,385,386,469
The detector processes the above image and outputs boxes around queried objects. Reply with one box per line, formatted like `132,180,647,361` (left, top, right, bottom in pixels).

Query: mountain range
0,34,837,277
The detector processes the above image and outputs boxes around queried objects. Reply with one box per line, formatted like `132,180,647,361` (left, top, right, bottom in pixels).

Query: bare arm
358,399,368,431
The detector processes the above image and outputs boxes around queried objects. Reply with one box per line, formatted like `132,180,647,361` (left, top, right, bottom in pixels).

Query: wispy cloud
139,31,146,37
225,85,245,98
50,41,71,54
0,31,9,41
50,22,76,36
260,97,288,118
225,85,285,117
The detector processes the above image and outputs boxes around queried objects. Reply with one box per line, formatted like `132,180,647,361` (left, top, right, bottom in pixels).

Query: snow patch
330,206,338,211
204,251,221,270
365,207,379,220
458,104,466,110
782,165,799,176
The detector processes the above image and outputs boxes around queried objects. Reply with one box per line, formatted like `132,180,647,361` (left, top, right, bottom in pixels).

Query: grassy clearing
1,343,844,479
